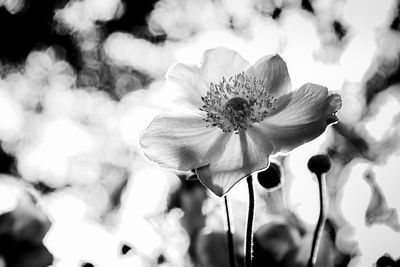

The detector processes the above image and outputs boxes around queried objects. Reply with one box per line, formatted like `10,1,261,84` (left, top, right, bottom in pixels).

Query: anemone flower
140,47,342,197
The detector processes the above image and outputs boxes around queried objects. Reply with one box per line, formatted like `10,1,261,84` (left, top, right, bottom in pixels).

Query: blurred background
0,0,400,266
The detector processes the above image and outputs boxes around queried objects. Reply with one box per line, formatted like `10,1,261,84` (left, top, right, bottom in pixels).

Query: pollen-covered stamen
200,72,277,133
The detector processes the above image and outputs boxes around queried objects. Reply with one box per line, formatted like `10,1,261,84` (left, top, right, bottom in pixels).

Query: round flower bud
376,254,395,267
121,244,132,255
257,162,282,191
307,154,331,175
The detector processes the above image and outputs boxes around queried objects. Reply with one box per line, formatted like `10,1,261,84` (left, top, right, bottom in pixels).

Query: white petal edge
196,130,273,196
200,47,250,84
140,112,232,171
255,83,342,154
245,54,291,97
166,62,209,109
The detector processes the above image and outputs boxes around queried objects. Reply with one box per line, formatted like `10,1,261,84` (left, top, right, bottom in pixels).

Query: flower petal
196,130,273,196
140,112,231,171
255,83,342,154
166,63,208,109
200,47,250,84
245,54,291,97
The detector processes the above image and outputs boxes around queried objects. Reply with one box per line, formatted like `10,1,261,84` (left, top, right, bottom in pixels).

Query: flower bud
307,154,331,175
376,254,396,267
121,244,132,255
257,162,282,191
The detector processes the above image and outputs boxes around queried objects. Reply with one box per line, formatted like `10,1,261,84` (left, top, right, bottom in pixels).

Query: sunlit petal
196,130,273,196
245,54,291,97
140,112,231,171
256,83,342,154
200,47,250,84
166,63,208,109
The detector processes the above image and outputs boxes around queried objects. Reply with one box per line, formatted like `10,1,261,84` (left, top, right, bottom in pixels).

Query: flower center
200,72,276,133
222,97,251,132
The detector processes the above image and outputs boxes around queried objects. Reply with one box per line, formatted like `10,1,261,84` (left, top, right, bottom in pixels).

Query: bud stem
307,173,327,267
245,175,255,267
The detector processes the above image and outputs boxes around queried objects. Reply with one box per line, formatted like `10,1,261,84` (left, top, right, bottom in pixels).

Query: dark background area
0,0,159,69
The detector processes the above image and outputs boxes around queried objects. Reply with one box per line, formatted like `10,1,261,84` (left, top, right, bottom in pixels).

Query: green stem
224,195,236,267
307,173,327,267
245,176,255,267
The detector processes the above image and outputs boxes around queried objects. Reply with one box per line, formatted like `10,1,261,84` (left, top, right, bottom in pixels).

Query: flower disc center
224,97,250,117
222,97,251,132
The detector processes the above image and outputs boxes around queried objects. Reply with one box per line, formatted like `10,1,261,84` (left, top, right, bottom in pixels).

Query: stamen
200,72,276,133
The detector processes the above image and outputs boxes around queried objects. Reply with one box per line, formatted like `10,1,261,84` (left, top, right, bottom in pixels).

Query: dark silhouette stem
224,195,236,267
245,176,255,267
307,173,327,267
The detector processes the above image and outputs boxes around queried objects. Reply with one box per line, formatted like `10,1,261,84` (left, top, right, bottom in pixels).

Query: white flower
140,47,342,196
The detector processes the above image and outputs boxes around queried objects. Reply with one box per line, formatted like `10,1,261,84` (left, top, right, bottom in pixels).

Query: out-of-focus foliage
0,178,53,267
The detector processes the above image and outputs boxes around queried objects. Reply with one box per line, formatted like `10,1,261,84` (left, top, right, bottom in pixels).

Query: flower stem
224,195,236,267
245,176,255,267
307,173,327,267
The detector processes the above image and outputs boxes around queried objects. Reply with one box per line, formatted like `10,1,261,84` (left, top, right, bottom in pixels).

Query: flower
140,48,342,196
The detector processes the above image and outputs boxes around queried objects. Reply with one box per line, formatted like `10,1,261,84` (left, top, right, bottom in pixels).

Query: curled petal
256,83,342,154
245,54,291,97
140,112,231,171
196,130,273,196
200,47,250,84
166,63,208,109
